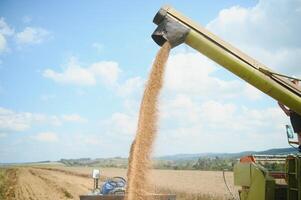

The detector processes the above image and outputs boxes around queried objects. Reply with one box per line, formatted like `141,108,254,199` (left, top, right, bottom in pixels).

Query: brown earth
3,168,18,200
2,166,237,200
7,167,93,200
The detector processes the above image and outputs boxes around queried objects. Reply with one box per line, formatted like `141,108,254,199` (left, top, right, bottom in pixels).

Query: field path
13,167,93,200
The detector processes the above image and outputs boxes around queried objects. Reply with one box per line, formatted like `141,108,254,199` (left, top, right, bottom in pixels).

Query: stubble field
1,166,238,200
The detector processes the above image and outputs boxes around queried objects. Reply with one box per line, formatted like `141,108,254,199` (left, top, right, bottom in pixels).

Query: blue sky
1,0,300,163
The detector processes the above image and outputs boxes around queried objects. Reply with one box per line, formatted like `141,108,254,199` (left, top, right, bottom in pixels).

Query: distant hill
59,157,128,168
157,147,297,161
1,147,298,167
55,147,298,170
0,161,63,167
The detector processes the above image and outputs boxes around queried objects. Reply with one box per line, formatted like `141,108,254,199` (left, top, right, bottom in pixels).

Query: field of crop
0,166,238,200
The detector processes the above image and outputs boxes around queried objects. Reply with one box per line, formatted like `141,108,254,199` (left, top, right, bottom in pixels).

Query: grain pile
125,42,171,200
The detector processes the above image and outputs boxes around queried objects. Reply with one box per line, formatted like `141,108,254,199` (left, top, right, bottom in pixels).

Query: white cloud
0,18,14,36
0,107,62,133
43,58,96,86
43,57,121,86
75,89,86,96
0,107,39,132
74,134,103,145
243,84,263,100
0,107,90,135
22,16,32,24
90,61,121,85
207,0,301,77
163,51,254,100
103,112,137,137
40,94,56,101
16,27,50,45
32,132,58,142
92,42,103,53
155,95,290,154
0,34,6,53
0,17,14,54
83,137,102,145
62,114,87,123
0,133,6,138
0,17,49,54
117,76,144,97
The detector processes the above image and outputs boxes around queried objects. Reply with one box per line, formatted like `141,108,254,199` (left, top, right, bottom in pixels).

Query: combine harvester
81,5,301,200
151,5,301,200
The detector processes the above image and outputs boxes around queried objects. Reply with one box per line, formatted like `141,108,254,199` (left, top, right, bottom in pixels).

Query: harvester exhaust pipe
151,7,189,48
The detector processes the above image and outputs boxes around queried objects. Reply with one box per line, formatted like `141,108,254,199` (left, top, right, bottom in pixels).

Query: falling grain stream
125,42,171,200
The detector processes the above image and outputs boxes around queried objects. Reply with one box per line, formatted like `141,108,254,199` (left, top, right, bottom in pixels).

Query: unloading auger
152,5,301,200
152,5,301,116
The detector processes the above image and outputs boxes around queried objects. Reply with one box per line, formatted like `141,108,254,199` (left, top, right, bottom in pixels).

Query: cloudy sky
1,0,300,163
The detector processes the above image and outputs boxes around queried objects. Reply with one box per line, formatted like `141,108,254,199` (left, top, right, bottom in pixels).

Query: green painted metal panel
247,164,266,200
286,155,301,200
234,163,251,187
234,162,275,200
185,30,301,115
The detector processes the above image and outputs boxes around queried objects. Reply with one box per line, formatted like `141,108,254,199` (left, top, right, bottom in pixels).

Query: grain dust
125,42,171,200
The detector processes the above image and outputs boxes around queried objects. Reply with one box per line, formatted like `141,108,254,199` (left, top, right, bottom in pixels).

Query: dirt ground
9,167,91,200
4,166,237,200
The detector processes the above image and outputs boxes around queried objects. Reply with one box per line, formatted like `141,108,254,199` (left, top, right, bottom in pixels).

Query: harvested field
0,168,18,200
1,166,237,200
